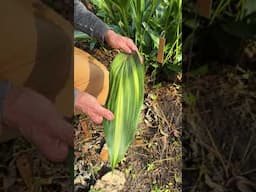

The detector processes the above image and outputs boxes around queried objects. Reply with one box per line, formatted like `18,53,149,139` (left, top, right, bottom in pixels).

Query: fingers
126,38,138,52
37,135,69,162
32,118,71,162
75,92,114,124
122,38,143,63
120,42,133,53
91,114,103,124
55,119,74,147
105,30,140,55
120,38,137,54
98,106,114,121
89,105,114,124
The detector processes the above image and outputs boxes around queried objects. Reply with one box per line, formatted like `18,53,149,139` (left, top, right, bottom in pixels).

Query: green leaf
104,52,144,168
184,93,197,106
74,30,90,41
90,0,182,74
190,64,209,77
244,0,256,16
221,21,256,40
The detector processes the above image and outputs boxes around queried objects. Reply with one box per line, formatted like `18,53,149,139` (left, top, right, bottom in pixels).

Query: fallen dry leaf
133,139,145,147
100,144,109,162
82,145,89,154
80,120,91,139
16,153,33,190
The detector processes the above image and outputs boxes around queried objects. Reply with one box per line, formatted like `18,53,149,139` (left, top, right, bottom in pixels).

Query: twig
241,168,256,176
241,134,254,167
227,136,238,171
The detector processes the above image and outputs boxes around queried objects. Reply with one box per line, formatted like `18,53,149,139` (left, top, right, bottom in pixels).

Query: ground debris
93,170,126,192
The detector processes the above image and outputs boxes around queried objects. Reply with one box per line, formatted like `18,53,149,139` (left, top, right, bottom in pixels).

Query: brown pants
74,47,109,106
0,0,109,141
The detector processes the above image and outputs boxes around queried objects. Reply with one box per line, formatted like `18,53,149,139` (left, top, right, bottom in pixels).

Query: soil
183,66,256,192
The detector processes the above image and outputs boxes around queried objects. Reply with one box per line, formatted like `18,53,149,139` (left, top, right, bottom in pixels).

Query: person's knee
25,17,73,99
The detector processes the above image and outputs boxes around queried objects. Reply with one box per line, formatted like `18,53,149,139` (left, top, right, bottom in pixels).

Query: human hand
75,91,114,124
2,86,73,162
105,30,143,63
105,30,138,53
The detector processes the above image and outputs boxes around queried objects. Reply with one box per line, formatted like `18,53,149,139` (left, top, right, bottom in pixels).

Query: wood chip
99,144,109,162
15,153,33,190
80,120,91,139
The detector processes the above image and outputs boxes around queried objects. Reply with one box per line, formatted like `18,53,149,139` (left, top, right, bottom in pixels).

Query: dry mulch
183,66,256,192
0,138,72,192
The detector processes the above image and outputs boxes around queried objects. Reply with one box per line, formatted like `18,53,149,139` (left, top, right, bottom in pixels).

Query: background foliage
183,0,256,73
76,0,182,82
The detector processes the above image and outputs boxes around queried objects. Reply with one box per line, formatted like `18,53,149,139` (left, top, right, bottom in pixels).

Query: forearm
74,0,109,42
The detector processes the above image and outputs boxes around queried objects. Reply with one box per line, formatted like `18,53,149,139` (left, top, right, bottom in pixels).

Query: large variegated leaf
103,52,144,168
